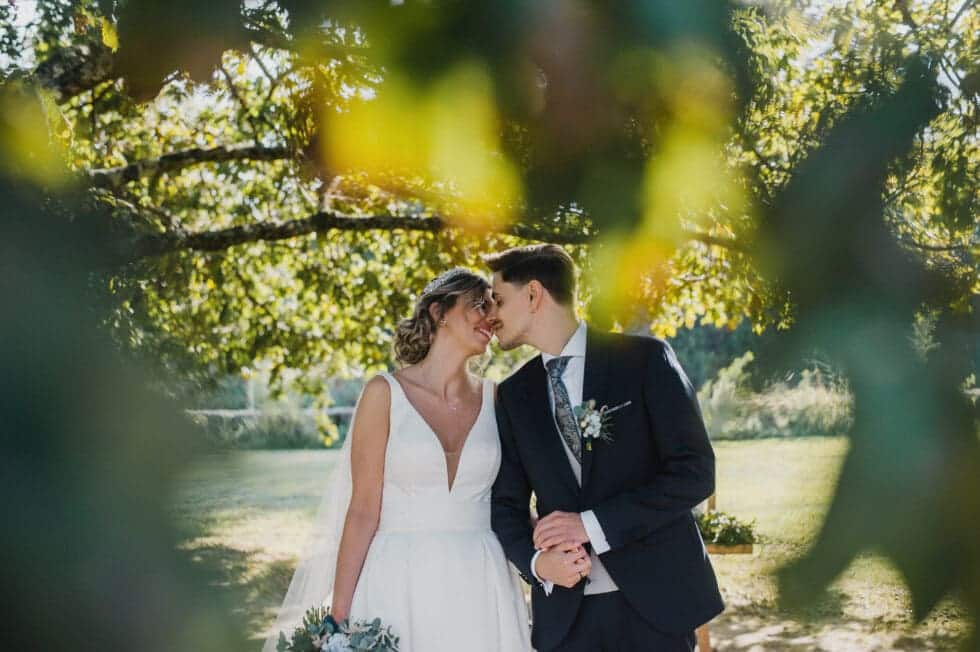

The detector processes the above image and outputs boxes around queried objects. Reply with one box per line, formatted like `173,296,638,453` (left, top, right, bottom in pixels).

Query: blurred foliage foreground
1,1,978,650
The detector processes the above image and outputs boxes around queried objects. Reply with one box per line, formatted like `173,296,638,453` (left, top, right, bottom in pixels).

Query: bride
263,268,548,651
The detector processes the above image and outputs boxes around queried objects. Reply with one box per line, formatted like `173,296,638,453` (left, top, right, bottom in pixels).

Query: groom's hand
533,511,589,550
534,541,592,589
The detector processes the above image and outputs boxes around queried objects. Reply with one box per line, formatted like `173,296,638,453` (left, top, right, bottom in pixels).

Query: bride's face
436,288,495,356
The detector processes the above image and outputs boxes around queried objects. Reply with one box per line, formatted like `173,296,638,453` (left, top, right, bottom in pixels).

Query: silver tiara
422,267,475,295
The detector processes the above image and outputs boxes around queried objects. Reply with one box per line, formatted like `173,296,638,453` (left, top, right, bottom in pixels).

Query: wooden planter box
706,543,753,554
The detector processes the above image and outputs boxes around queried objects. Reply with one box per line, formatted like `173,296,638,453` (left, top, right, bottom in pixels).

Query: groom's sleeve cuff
581,510,611,554
530,550,554,596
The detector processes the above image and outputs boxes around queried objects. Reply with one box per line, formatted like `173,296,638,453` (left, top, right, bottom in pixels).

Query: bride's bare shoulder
349,376,392,447
358,374,391,408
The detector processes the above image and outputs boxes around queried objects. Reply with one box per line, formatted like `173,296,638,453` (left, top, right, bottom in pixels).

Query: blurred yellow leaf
324,63,519,233
0,85,70,187
641,47,745,241
589,232,674,322
101,17,119,52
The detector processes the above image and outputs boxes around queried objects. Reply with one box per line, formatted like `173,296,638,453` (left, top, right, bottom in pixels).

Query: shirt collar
541,321,587,364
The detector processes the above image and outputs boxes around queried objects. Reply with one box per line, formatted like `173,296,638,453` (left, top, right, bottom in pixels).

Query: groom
486,244,724,651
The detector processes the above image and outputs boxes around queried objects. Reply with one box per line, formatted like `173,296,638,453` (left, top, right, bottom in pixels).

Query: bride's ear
427,301,445,326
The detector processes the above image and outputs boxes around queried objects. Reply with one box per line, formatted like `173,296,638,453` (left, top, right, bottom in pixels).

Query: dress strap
377,371,400,395
376,371,404,423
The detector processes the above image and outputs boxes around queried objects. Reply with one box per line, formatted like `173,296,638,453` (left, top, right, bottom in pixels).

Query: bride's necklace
415,369,467,414
404,369,477,455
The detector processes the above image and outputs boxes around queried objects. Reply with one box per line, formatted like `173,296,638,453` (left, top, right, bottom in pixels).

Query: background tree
2,0,978,649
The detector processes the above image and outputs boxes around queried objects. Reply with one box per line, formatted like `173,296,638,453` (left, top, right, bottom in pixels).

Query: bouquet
276,605,399,652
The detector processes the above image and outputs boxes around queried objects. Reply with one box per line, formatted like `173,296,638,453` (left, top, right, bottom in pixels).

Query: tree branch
894,0,972,100
218,62,282,140
247,44,288,142
31,21,358,105
128,208,751,260
948,0,976,31
690,232,751,254
88,143,293,188
130,211,592,259
898,235,969,252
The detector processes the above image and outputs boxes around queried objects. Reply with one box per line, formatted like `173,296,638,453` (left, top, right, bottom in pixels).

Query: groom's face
489,272,533,351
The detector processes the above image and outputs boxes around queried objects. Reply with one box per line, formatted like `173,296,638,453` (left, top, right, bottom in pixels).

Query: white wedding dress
348,373,532,651
262,373,532,652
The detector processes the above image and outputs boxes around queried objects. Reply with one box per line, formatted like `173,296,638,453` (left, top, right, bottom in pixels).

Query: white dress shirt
530,321,619,596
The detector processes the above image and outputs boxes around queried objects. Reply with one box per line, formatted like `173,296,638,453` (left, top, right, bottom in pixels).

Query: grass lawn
708,438,970,650
170,438,972,650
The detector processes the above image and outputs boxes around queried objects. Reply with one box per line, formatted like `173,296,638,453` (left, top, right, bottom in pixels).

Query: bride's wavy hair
393,268,490,366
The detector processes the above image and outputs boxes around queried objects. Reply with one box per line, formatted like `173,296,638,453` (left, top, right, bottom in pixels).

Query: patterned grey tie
546,355,582,463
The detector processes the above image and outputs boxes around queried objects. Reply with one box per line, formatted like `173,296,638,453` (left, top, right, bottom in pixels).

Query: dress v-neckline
389,373,486,494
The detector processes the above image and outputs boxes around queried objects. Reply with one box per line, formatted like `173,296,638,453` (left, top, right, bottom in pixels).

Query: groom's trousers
550,592,696,651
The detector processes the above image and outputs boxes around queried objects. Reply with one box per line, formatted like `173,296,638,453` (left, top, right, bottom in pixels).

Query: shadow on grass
179,541,299,642
707,589,969,651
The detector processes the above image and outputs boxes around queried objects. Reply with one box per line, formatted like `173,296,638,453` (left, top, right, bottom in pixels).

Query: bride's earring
439,319,447,326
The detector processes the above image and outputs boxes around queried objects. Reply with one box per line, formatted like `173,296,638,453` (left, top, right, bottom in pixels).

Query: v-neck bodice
388,373,487,491
347,374,532,652
376,374,500,525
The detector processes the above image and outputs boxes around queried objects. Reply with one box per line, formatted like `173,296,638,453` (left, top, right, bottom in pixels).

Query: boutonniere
573,399,632,451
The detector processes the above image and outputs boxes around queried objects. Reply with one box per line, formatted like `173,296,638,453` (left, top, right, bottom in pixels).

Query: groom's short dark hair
483,244,576,306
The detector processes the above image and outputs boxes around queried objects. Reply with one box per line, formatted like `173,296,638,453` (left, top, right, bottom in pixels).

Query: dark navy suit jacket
491,329,724,651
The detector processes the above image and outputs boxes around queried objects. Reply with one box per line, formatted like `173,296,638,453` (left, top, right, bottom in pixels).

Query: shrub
191,412,339,450
696,510,757,546
664,321,762,389
233,414,325,449
699,352,853,439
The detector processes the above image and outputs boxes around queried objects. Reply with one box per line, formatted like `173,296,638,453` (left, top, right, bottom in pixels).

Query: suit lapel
580,328,610,493
515,356,581,498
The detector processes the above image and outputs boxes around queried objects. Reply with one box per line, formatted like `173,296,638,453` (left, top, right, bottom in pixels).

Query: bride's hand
534,541,591,589
330,604,349,622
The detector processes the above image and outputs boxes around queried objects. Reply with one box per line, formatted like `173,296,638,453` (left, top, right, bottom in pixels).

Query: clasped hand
532,511,591,589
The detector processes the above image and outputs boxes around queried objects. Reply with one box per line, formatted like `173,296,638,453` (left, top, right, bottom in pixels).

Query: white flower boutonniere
573,399,632,451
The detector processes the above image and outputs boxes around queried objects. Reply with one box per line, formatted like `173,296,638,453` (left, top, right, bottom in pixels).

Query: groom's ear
527,280,545,313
